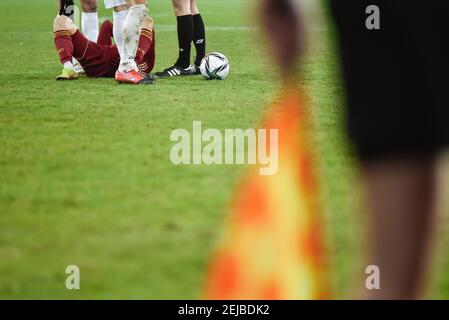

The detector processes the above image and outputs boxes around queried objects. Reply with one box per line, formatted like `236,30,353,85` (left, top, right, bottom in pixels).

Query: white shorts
104,0,127,9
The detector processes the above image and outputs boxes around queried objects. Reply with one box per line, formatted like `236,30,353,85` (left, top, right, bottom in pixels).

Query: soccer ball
199,52,230,80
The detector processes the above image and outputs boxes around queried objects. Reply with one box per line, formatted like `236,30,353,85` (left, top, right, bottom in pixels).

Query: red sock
136,28,154,73
54,31,74,64
145,32,156,73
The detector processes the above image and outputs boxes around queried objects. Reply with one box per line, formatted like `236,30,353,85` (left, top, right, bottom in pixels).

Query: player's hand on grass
259,0,303,77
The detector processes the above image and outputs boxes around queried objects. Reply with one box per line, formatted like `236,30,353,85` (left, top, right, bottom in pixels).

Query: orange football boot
115,69,144,84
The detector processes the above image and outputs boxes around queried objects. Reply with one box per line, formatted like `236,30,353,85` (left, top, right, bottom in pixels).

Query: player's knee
141,16,154,30
81,0,98,12
190,0,200,15
128,0,147,6
113,4,129,12
53,15,77,34
172,0,191,16
101,20,113,30
125,2,148,22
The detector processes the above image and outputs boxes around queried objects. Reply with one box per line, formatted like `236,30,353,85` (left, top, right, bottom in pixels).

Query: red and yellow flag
204,83,330,300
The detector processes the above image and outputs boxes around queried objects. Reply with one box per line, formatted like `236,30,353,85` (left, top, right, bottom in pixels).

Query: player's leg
360,158,438,299
104,1,129,53
81,0,99,42
97,20,114,46
53,15,80,80
172,0,193,69
190,0,205,73
115,0,148,84
113,4,129,54
135,16,155,76
329,0,447,299
155,0,194,77
57,0,85,74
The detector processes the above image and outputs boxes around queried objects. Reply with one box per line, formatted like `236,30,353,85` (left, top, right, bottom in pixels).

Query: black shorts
330,0,449,161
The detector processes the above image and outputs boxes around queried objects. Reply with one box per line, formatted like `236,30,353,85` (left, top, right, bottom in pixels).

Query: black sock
59,0,75,20
175,15,194,69
192,14,206,66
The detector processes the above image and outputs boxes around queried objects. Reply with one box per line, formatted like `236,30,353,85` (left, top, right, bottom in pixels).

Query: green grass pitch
1,0,449,299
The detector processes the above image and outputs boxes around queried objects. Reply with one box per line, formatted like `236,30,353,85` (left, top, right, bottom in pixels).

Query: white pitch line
97,20,326,32
155,25,258,32
98,18,258,32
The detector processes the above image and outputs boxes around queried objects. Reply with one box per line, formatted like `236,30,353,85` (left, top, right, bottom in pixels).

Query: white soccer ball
199,52,230,80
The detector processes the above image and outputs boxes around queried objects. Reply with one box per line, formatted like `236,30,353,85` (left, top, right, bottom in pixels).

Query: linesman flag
204,83,330,300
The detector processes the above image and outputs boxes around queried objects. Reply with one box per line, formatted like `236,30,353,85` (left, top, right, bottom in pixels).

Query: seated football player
58,0,129,48
53,14,156,84
58,0,130,76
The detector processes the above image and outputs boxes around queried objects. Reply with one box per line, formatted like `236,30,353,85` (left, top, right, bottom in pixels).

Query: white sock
64,61,74,70
82,12,99,42
119,4,147,73
113,10,128,55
